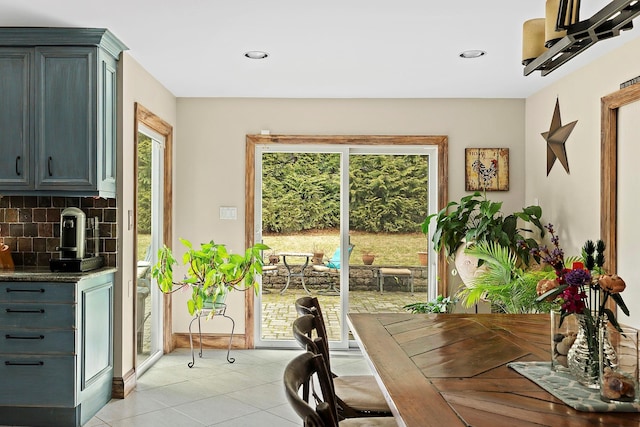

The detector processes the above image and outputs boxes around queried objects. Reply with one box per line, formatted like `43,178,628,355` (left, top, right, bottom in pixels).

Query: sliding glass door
253,142,439,349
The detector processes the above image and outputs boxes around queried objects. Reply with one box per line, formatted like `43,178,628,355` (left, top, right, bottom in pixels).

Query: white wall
174,97,527,332
117,53,176,379
525,36,640,328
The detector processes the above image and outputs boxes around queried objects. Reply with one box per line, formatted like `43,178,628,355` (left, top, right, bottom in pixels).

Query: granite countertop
0,266,117,282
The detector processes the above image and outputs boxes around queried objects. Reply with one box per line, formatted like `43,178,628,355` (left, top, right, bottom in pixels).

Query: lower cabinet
0,272,114,427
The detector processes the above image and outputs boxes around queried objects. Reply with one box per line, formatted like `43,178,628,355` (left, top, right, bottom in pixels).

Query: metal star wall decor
541,98,577,175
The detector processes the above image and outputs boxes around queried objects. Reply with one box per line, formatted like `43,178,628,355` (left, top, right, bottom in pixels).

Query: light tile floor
87,347,377,427
114,289,417,426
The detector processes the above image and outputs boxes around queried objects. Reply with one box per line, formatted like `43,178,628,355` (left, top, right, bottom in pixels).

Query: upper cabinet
0,28,127,198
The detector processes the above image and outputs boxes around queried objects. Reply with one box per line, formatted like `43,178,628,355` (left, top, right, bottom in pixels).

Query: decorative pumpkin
599,274,626,294
536,278,559,297
602,368,636,400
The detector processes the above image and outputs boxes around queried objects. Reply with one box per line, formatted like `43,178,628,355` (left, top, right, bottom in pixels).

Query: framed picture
465,148,509,191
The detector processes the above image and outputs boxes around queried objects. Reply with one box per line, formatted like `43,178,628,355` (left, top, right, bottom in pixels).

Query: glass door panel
258,150,345,346
347,154,429,317
135,124,164,373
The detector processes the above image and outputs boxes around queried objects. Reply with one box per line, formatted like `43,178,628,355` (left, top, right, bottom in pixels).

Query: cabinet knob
15,156,21,176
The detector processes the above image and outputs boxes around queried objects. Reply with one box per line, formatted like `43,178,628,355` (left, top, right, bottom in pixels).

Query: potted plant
454,240,559,313
421,191,544,285
267,249,280,265
361,250,376,265
417,251,428,266
151,238,268,317
404,295,457,314
311,244,325,265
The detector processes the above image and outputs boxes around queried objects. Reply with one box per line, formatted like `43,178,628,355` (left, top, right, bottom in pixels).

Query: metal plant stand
188,302,235,367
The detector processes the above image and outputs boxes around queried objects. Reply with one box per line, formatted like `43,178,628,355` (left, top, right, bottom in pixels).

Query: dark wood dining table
347,313,640,427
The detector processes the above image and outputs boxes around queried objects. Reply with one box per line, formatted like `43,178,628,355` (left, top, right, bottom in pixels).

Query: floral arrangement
533,224,629,331
530,224,636,396
533,224,630,390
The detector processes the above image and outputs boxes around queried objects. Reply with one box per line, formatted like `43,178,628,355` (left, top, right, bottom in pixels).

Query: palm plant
455,241,558,313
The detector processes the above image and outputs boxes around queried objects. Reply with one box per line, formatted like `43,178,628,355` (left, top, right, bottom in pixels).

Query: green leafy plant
404,295,457,314
455,241,558,313
421,191,544,267
151,238,269,316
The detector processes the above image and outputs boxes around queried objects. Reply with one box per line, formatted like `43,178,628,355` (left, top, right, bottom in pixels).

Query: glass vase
550,310,577,372
567,314,603,388
600,325,638,403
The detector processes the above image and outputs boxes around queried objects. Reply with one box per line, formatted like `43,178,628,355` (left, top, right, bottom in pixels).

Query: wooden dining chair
293,302,392,418
295,296,327,331
284,351,398,427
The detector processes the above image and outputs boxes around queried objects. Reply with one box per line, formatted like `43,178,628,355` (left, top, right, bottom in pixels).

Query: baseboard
111,368,136,399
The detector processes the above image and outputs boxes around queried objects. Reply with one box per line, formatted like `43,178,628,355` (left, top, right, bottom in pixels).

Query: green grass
137,230,427,266
263,229,426,266
137,234,152,261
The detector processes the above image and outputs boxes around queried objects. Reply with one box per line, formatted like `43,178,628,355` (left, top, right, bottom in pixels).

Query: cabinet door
35,46,97,191
0,48,32,188
79,276,113,388
97,49,117,196
0,355,75,406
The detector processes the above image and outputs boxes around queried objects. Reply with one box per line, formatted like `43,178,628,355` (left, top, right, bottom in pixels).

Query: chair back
326,244,354,269
295,296,323,317
295,297,331,365
284,351,340,427
292,314,332,371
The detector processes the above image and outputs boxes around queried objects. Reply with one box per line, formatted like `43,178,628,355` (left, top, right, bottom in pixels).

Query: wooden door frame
133,103,174,354
245,134,449,348
601,84,640,275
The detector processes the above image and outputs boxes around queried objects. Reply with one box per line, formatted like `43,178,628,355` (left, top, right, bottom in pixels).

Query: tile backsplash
0,196,117,268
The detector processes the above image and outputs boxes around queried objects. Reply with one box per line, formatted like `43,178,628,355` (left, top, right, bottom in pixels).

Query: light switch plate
219,206,237,220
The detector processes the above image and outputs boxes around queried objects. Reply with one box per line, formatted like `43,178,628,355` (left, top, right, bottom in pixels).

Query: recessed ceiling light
244,51,269,59
459,50,486,59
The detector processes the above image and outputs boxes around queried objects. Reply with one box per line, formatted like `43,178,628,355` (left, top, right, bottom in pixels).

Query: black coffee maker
59,207,86,259
50,207,104,272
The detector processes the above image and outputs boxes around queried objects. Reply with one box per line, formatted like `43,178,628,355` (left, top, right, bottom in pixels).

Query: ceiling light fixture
244,50,269,59
523,0,640,76
459,50,486,59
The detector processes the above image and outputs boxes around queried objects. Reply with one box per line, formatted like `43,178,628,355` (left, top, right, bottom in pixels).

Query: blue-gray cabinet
0,48,31,188
0,28,127,197
0,270,115,427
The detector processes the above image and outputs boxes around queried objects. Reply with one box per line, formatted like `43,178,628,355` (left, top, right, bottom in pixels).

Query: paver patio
260,289,424,341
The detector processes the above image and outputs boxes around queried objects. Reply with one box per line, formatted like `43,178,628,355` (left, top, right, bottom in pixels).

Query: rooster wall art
465,148,509,191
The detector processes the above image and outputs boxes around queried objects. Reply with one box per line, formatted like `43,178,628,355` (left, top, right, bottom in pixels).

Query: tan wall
116,53,177,379
174,97,526,332
525,36,640,328
119,36,640,341
618,102,640,327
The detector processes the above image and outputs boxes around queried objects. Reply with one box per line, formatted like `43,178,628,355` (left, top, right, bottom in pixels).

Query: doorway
134,103,173,375
247,135,447,349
